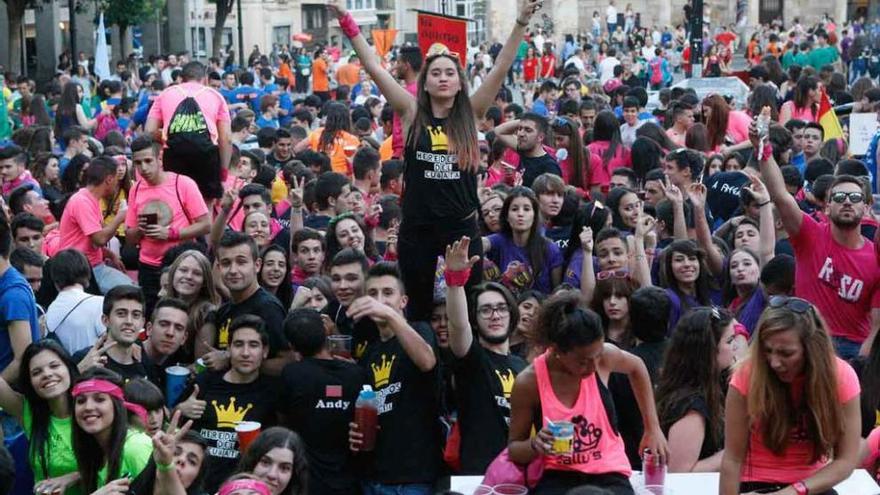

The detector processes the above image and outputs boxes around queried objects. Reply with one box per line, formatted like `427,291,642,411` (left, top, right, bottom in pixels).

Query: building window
190,27,207,55
223,28,234,51
303,6,326,30
273,25,291,47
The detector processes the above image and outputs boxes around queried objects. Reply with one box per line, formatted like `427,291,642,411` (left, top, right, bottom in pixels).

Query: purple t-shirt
487,233,563,294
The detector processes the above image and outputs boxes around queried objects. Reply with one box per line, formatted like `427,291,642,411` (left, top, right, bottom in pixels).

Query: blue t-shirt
487,233,563,294
0,267,40,372
233,85,262,112
255,115,280,129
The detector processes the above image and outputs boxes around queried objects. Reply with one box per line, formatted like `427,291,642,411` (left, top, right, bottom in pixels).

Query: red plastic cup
235,421,261,453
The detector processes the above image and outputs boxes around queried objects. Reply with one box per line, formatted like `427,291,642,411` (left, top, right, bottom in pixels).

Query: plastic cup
547,420,574,455
343,145,358,158
165,366,190,408
492,484,528,495
235,421,261,453
328,334,353,359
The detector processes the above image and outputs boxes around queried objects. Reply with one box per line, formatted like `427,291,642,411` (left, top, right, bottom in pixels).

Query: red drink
355,386,379,451
643,449,666,488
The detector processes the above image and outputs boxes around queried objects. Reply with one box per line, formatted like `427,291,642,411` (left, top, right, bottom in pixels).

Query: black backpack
165,86,215,156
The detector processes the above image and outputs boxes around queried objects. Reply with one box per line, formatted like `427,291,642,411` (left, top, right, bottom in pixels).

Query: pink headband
71,379,148,427
217,479,272,495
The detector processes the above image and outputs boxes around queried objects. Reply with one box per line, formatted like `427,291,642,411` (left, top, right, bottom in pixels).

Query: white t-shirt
641,45,656,61
598,56,621,84
45,287,105,356
606,5,618,24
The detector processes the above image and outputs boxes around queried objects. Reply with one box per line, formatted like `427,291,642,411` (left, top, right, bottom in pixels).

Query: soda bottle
355,385,379,451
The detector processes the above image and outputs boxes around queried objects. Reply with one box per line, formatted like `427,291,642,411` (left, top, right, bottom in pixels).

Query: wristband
168,226,180,241
156,461,175,472
339,12,361,39
445,268,471,287
760,142,773,161
516,18,529,27
757,200,771,208
792,481,808,495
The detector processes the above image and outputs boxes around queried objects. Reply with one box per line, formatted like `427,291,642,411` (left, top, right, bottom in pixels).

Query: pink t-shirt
861,426,880,476
147,82,231,146
780,101,818,123
534,351,632,477
725,110,753,145
391,81,419,158
58,188,105,266
125,173,209,267
789,212,880,342
730,357,860,484
587,141,632,192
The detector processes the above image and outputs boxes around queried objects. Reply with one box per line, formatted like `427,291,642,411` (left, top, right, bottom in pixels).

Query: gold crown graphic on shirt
371,354,396,388
495,369,516,399
212,397,254,428
426,126,449,152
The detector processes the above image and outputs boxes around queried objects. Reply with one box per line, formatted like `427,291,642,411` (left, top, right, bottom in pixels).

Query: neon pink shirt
125,173,209,267
2,170,39,197
534,351,632,477
58,188,105,266
730,357,859,484
725,110,753,145
780,101,818,123
587,141,631,192
391,81,419,158
861,427,880,474
789,212,880,342
147,82,231,146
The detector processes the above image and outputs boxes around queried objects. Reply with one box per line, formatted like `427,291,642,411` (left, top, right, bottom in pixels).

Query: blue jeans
362,482,433,495
832,336,862,361
93,262,133,294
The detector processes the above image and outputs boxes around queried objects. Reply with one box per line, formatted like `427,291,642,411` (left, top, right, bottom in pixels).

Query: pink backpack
94,112,120,141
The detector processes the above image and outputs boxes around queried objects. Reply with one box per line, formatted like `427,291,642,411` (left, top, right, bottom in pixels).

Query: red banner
417,11,468,67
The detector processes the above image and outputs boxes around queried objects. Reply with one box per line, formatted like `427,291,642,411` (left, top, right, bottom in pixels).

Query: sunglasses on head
829,191,865,204
597,270,629,281
768,296,813,314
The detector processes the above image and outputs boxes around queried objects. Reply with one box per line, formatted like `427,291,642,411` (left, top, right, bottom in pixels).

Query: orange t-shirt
313,58,329,92
309,128,360,176
379,136,393,161
278,63,294,88
336,63,361,87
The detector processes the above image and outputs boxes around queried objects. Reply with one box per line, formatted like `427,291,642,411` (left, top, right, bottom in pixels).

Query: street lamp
68,0,77,61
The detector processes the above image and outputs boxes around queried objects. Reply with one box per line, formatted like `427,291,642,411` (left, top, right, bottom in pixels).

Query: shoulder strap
175,173,193,224
49,294,98,337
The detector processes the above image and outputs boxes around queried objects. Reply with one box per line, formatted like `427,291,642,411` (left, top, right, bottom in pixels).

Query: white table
450,469,880,494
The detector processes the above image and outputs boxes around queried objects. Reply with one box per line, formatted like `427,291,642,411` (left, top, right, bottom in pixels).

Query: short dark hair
330,248,369,273
257,127,278,148
50,249,91,288
804,158,835,184
365,261,403,291
283,309,325,357
836,159,870,177
629,286,670,343
504,103,524,118
780,165,803,191
611,167,638,187
760,254,795,295
519,112,548,136
239,183,272,205
804,121,824,139
292,228,324,252
539,80,558,94
398,46,424,72
289,125,308,141
622,96,640,110
218,230,259,261
380,160,403,188
485,106,502,126
181,61,206,82
9,247,44,273
8,185,36,215
82,156,118,186
783,118,807,133
228,314,269,346
102,285,145,316
293,109,315,126
130,135,161,156
152,297,190,323
0,145,26,163
353,147,380,180
665,148,704,179
315,172,350,209
124,378,165,412
62,127,86,147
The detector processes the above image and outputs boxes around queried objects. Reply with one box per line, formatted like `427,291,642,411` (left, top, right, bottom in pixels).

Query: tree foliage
100,0,164,57
209,0,236,60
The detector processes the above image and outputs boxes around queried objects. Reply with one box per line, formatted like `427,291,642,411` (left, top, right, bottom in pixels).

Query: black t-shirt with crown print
454,340,527,474
191,370,280,493
356,321,441,483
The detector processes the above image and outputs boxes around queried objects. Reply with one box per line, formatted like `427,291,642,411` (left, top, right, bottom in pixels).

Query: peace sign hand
660,178,684,206
152,410,194,467
221,186,240,211
444,236,481,272
78,334,116,373
288,176,306,210
745,174,770,205
686,183,708,210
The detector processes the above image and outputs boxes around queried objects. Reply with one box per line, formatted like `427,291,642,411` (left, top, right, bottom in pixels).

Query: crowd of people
2,0,880,494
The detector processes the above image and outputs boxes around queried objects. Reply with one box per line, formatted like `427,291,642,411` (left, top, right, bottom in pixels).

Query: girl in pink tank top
505,292,669,495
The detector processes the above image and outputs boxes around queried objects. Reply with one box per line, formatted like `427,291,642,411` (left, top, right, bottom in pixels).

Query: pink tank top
781,101,818,123
534,352,632,477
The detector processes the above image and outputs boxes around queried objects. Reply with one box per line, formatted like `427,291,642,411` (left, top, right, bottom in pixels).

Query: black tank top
402,116,479,224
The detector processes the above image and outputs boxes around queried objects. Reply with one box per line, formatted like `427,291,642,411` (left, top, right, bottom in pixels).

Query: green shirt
22,400,82,495
808,46,839,70
0,90,10,141
517,40,529,59
793,52,811,69
781,50,795,70
97,429,153,484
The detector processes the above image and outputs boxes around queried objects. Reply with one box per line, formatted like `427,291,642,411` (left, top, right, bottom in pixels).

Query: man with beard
756,125,880,360
494,113,561,189
444,237,527,474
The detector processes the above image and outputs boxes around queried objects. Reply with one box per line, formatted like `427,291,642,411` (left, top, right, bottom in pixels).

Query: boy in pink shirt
57,157,131,293
0,145,40,197
124,136,211,316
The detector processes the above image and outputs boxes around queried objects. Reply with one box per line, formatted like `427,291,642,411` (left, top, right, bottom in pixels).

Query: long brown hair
702,94,731,150
747,304,843,462
406,54,481,172
551,117,590,189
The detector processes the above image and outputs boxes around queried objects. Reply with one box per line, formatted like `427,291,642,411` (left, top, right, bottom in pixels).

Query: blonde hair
746,304,843,462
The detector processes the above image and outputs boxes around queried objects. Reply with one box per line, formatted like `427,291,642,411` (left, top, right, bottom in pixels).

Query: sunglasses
597,270,629,280
829,191,865,204
768,296,814,314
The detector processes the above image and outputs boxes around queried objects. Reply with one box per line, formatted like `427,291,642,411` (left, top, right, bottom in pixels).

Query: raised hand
660,177,684,205
152,410,193,467
385,219,399,257
78,334,115,372
176,385,206,420
89,478,130,495
634,215,656,240
579,226,593,253
221,186,240,211
686,183,708,210
327,0,347,18
288,176,305,210
444,236,480,272
517,0,542,23
746,174,770,205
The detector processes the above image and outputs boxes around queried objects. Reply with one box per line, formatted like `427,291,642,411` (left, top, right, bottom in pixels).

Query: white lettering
315,399,351,410
818,257,834,282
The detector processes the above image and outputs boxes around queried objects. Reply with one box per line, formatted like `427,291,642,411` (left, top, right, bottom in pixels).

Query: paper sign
849,112,880,156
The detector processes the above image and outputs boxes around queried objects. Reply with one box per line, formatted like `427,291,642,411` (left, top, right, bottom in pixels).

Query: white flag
94,13,111,81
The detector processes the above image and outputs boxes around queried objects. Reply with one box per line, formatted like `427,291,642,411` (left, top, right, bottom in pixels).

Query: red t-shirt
730,357,860,484
523,58,539,82
587,141,632,192
540,55,556,78
789,212,880,342
58,188,105,266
